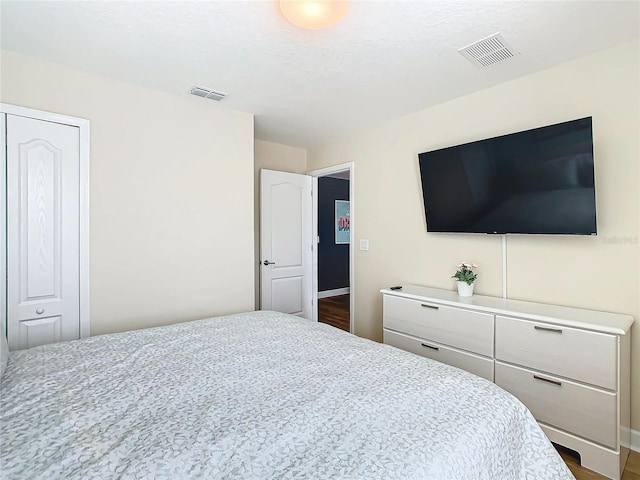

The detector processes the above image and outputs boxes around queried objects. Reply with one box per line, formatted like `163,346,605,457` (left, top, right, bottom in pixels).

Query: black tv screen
418,117,597,235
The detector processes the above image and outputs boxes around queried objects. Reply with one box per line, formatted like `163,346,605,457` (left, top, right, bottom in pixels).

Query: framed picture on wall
335,200,350,244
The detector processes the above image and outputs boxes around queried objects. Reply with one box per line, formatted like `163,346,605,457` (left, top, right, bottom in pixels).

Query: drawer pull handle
420,303,439,310
534,325,563,334
421,343,439,351
533,375,562,386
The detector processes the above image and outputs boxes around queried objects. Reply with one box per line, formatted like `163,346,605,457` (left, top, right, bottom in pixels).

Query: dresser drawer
383,295,494,356
495,362,617,449
495,316,617,390
384,329,494,381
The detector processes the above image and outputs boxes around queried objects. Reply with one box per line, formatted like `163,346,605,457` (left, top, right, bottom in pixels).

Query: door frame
307,162,354,333
1,103,91,340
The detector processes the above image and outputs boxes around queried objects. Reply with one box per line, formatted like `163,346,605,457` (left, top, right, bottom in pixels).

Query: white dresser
381,285,634,480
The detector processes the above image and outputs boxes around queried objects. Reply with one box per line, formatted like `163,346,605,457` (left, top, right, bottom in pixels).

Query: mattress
0,310,574,479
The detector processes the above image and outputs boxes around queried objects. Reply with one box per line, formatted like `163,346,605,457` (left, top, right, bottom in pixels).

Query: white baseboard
317,287,350,299
631,428,640,452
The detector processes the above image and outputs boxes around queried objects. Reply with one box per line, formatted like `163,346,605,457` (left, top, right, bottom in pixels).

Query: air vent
190,85,228,101
458,33,516,68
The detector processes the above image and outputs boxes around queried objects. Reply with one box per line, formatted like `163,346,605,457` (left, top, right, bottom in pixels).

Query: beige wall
254,140,308,308
1,50,256,335
308,41,640,430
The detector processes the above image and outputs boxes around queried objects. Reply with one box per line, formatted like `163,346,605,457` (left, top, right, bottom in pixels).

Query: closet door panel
6,114,80,350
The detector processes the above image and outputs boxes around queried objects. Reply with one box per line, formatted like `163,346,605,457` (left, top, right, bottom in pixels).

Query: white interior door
260,169,313,319
6,114,80,350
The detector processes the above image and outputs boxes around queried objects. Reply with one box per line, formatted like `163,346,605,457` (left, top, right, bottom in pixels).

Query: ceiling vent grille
458,33,516,68
190,85,228,101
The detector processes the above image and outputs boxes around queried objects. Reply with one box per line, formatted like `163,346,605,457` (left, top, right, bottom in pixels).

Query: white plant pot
457,281,474,297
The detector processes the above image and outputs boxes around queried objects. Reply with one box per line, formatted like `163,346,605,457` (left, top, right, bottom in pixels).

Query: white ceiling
1,1,638,148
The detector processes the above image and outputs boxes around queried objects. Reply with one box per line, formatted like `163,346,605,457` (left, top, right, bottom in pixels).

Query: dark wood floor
557,445,639,480
318,294,350,332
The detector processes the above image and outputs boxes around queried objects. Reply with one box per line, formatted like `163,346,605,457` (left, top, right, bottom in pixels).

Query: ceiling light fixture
280,0,349,29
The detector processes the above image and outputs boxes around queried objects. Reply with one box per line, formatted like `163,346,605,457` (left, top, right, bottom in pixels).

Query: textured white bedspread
0,310,573,479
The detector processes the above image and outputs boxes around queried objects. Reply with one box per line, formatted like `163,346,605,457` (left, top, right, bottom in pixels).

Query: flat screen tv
418,117,597,235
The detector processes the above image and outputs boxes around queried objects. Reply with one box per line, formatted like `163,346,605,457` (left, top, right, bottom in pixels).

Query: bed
0,310,574,479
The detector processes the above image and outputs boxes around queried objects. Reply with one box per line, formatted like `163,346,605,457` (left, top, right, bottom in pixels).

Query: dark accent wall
318,177,350,291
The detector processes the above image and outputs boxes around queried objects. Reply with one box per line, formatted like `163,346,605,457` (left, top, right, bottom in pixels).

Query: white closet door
6,114,80,350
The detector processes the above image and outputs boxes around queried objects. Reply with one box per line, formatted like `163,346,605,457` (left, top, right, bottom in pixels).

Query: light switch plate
359,239,369,251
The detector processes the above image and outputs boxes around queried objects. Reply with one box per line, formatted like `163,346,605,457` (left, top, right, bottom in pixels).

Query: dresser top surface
381,285,634,335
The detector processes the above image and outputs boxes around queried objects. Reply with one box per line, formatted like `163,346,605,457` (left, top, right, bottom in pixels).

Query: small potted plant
452,263,478,297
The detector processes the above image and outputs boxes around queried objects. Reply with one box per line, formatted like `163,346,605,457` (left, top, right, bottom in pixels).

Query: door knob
263,260,276,266
36,308,44,315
